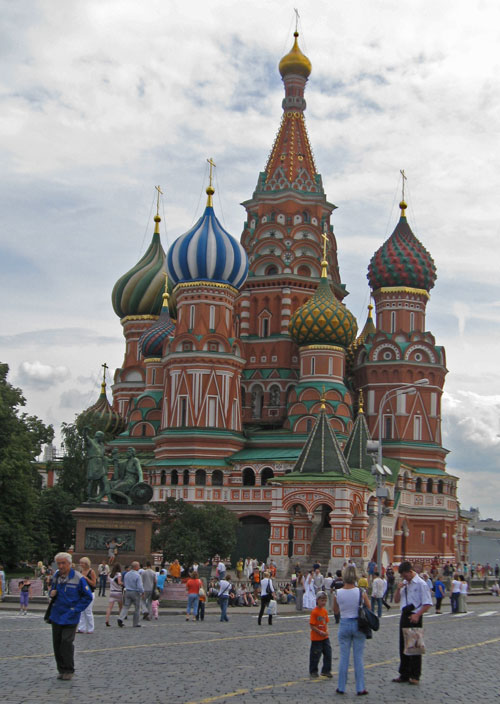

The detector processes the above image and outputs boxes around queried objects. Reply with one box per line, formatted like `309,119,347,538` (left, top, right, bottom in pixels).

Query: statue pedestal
72,503,155,566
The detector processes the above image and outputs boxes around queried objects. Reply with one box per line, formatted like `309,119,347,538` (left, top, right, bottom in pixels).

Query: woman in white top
333,565,371,696
244,558,253,580
450,574,461,613
458,575,468,613
258,571,276,625
105,563,123,626
303,570,316,610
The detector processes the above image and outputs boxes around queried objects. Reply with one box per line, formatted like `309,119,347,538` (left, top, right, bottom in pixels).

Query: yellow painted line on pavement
0,628,305,661
183,636,500,704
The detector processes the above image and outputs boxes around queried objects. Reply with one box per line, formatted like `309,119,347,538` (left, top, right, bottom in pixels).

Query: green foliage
0,363,54,568
58,421,87,504
35,485,79,557
152,498,238,568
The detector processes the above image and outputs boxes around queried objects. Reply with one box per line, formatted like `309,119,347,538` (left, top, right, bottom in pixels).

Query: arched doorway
232,515,270,565
260,467,274,486
242,467,256,486
212,470,223,486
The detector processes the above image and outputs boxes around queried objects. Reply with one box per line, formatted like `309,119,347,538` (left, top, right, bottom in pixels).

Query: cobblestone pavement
0,604,499,704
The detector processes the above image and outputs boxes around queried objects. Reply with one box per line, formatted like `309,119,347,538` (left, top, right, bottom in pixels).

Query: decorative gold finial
154,185,163,233
367,303,373,318
358,389,364,414
320,385,326,410
321,230,328,278
162,272,169,306
101,362,109,394
399,169,407,216
206,158,216,207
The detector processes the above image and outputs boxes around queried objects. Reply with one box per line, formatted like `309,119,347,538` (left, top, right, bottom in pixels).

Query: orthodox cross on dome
101,362,109,392
321,230,329,277
399,169,407,216
206,157,216,207
155,185,163,217
294,7,300,31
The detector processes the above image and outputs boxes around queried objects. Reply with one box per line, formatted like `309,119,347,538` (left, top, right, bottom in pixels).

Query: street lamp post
369,379,429,574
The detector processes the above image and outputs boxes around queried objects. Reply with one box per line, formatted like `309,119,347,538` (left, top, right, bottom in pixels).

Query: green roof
274,466,374,488
228,447,300,463
344,410,372,471
293,408,351,476
413,467,449,476
145,458,228,467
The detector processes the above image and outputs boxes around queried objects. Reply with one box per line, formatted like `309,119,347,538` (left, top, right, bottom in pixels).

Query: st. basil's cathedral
84,31,468,572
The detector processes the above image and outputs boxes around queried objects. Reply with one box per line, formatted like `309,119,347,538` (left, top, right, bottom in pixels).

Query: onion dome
166,178,248,290
139,276,176,359
347,303,376,369
112,214,166,318
289,258,358,347
279,31,312,79
76,373,126,437
367,202,437,292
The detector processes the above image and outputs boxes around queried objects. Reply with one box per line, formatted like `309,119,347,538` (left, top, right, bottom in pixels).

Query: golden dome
279,31,312,79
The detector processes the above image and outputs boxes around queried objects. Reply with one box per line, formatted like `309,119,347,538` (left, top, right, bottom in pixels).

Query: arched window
241,386,246,407
260,467,274,486
171,470,179,486
437,480,444,494
195,469,206,486
265,265,278,276
415,478,423,492
212,470,223,486
160,470,166,486
242,467,256,486
427,478,433,494
390,311,396,333
183,469,190,486
269,385,280,406
251,387,264,418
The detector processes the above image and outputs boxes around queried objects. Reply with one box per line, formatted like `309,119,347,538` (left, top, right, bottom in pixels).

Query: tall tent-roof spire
292,407,351,476
344,395,374,471
262,28,320,194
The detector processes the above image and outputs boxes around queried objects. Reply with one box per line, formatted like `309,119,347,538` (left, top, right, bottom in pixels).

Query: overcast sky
1,1,499,518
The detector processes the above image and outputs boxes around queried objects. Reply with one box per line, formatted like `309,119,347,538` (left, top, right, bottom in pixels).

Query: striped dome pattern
139,300,175,359
112,231,166,318
289,276,358,347
166,205,248,289
368,216,436,292
76,385,126,437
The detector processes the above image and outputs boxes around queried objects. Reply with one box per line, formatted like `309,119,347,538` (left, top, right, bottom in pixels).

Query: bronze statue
84,428,113,502
84,433,152,506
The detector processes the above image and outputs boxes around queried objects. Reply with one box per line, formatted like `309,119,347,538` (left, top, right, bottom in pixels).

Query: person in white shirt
324,572,334,612
393,561,432,685
258,571,276,626
217,561,226,580
370,573,386,617
458,575,468,613
450,573,461,613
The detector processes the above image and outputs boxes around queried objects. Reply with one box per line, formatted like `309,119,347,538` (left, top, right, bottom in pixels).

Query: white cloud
17,361,70,389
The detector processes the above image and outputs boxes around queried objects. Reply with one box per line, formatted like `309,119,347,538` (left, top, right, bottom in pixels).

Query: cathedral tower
237,31,349,429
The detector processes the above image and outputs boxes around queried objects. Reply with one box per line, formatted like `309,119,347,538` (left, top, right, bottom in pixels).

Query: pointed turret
292,404,351,475
344,393,373,471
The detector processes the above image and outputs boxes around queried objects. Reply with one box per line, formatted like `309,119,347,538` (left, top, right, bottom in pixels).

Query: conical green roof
344,407,373,471
293,408,351,475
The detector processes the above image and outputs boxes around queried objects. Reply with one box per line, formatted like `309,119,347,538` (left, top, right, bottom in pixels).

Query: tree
152,498,238,569
58,421,87,504
34,485,79,558
0,363,54,567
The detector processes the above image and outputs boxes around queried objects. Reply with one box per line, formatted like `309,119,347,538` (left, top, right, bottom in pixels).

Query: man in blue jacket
49,552,93,680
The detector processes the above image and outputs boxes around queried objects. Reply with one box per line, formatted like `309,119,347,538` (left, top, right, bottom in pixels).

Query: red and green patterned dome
289,269,357,347
367,203,437,292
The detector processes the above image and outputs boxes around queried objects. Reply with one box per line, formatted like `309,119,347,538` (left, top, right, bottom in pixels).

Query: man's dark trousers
309,638,332,675
99,573,107,596
52,623,77,674
399,607,423,681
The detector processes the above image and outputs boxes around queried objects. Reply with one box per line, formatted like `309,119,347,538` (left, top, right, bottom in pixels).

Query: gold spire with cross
321,230,329,278
206,158,216,207
162,272,170,307
320,384,327,411
399,169,407,216
101,362,109,394
358,388,365,414
154,185,163,234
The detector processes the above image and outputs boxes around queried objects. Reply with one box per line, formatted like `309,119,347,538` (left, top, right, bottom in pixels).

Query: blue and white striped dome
166,205,248,289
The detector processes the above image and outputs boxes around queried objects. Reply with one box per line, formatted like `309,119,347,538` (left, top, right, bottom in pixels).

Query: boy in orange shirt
309,591,332,678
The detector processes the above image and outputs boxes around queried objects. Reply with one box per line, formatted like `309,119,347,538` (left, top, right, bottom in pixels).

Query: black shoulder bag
357,588,379,639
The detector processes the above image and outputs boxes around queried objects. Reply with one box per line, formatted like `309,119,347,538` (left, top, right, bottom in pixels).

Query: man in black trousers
392,561,432,685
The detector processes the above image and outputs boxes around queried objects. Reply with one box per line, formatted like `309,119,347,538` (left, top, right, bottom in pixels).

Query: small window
160,470,166,486
390,311,396,333
183,342,193,352
265,265,278,276
208,342,218,352
209,305,215,330
183,469,190,486
415,478,423,492
414,415,422,441
171,470,178,486
410,312,415,332
421,530,425,544
383,415,393,439
151,368,156,385
427,478,433,493
437,480,444,494
310,357,315,375
180,398,187,426
262,318,270,337
189,305,195,329
212,470,223,486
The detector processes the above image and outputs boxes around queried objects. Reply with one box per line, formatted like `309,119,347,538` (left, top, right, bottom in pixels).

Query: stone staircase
309,525,332,567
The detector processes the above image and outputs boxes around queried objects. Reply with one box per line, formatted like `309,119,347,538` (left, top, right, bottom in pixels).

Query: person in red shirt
309,592,332,678
185,572,202,622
